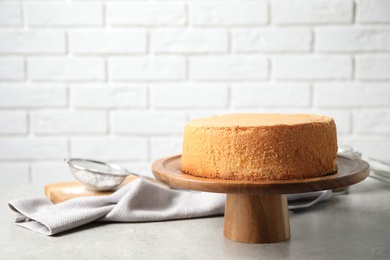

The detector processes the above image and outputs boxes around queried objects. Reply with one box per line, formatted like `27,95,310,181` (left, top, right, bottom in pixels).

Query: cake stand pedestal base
224,193,290,243
152,154,370,244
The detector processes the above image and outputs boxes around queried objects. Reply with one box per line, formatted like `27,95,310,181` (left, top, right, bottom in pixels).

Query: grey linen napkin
8,178,226,236
8,178,333,236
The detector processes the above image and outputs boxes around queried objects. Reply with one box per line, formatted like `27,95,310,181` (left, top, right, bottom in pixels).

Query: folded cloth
8,178,226,236
8,178,333,236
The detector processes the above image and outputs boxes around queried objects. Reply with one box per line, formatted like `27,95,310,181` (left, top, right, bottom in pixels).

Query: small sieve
63,158,132,191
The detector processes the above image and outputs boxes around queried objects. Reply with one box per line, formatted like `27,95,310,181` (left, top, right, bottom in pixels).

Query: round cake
180,113,338,181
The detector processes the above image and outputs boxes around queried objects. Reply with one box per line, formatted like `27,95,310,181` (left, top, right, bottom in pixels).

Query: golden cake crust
180,114,338,181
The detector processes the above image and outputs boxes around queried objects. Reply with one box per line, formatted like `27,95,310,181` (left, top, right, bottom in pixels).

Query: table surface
1,178,389,260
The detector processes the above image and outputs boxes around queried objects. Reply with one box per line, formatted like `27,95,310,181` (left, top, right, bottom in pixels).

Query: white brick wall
0,0,389,184
0,3,22,26
70,137,148,161
0,137,68,160
70,84,148,108
189,2,268,25
0,111,27,134
356,55,390,80
31,111,108,134
151,29,228,54
0,57,24,80
357,0,390,23
26,3,103,27
190,56,268,80
273,56,352,80
107,3,185,26
69,30,147,54
316,27,390,52
150,83,229,109
314,83,390,107
28,57,105,81
109,57,186,81
232,28,312,52
111,111,187,135
272,1,354,24
231,84,311,108
0,31,65,54
0,84,67,108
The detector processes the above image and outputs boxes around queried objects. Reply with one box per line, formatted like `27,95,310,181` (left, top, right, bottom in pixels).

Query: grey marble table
1,178,389,260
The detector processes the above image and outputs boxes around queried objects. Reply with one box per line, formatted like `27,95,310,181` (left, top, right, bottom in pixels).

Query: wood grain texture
224,194,290,243
152,154,370,194
45,175,138,204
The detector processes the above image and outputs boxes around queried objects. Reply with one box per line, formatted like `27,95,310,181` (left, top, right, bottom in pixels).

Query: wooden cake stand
152,155,370,244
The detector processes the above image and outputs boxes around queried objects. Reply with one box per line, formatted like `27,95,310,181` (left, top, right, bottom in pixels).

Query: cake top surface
186,113,333,128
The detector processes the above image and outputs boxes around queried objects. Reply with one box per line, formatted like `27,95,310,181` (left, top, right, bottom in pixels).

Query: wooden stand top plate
152,154,370,195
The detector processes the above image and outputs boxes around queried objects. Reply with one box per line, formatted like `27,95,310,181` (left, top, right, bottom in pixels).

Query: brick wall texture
0,0,389,184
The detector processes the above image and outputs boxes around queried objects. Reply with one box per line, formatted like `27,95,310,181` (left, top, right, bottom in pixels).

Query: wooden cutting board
45,175,138,204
